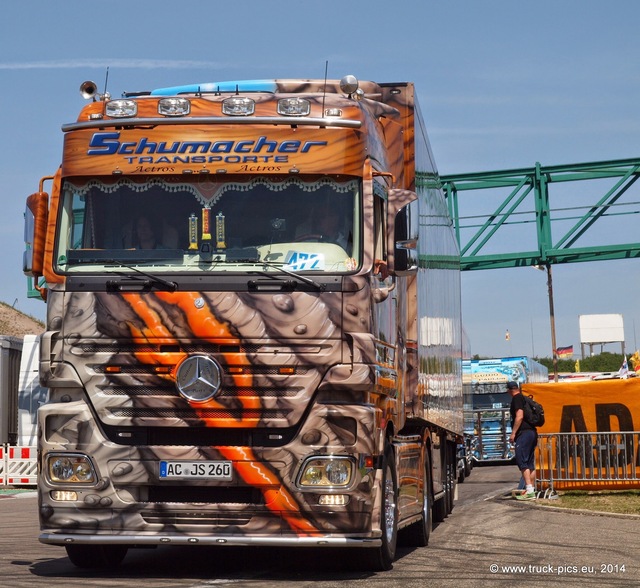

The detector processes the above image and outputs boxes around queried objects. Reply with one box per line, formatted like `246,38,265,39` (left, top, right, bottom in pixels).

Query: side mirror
386,188,418,274
393,200,419,274
24,191,49,278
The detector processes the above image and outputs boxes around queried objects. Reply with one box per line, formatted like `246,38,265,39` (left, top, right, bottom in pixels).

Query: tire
65,544,128,569
362,444,398,571
402,454,432,547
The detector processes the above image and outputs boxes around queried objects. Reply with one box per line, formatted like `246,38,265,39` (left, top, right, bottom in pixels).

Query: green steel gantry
435,157,640,372
435,157,640,271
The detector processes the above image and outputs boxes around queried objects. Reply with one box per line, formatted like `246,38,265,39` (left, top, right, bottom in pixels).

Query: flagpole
530,318,535,357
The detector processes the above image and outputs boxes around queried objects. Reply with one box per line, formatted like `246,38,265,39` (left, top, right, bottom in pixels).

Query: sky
2,0,640,360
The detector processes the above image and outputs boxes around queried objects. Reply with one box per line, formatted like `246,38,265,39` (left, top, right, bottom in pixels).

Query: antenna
322,60,329,114
104,67,110,98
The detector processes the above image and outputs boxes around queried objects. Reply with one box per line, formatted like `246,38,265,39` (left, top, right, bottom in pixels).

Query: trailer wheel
401,453,431,547
65,544,128,569
363,444,398,571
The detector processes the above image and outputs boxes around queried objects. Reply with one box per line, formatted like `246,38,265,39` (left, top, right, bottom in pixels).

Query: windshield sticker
284,251,325,271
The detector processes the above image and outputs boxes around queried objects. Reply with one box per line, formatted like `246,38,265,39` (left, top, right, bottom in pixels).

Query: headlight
298,457,353,487
47,454,97,484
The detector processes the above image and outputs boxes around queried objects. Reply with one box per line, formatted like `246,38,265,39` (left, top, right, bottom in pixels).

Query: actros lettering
87,132,327,156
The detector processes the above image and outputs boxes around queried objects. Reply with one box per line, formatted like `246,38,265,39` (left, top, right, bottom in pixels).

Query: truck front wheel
362,444,398,571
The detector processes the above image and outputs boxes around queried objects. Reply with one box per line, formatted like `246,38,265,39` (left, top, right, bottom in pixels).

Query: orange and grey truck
24,75,463,570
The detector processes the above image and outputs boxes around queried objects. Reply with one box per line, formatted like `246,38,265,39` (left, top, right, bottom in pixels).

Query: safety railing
537,432,640,496
0,445,37,487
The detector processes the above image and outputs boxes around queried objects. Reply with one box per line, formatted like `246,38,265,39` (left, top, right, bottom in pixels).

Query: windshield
55,175,361,274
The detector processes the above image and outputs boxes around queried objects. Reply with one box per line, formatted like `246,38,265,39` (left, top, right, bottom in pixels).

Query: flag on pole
556,345,573,358
619,356,629,379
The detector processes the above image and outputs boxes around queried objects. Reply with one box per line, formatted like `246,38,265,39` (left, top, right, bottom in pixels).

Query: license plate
159,460,233,480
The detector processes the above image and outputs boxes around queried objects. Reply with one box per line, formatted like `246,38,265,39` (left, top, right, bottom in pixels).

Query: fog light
51,490,78,501
318,494,349,506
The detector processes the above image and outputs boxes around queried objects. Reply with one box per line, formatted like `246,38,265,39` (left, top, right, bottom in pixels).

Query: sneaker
515,491,536,501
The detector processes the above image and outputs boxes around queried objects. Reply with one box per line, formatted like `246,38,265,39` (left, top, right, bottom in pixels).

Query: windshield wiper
214,247,324,291
249,261,325,292
105,260,178,292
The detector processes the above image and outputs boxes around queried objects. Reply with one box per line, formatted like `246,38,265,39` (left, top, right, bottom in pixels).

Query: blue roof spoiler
150,80,278,96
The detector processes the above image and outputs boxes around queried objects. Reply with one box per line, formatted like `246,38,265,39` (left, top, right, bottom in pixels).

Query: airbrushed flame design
121,290,319,535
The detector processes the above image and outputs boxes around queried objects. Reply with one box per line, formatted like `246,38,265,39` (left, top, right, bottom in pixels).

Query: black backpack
523,395,545,427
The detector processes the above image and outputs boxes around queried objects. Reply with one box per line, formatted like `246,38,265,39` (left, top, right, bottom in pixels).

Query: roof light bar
158,97,191,116
277,98,310,116
105,100,137,118
222,97,255,116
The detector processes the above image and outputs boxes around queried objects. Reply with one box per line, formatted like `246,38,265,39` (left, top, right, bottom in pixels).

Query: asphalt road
1,465,638,588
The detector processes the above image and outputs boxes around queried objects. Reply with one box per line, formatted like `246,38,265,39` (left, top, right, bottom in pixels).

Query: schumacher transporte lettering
87,132,328,156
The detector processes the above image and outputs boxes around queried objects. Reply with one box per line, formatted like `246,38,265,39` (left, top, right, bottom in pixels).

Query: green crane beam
436,157,640,271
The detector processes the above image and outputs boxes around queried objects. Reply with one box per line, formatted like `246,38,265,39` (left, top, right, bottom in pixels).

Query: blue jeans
515,429,537,472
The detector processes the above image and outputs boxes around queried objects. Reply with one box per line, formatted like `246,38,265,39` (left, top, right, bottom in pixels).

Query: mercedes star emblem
175,355,222,403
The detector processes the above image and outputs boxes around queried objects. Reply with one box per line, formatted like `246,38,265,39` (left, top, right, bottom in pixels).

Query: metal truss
437,158,640,271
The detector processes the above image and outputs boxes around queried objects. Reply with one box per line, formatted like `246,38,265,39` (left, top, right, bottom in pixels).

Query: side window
71,192,87,249
373,186,387,264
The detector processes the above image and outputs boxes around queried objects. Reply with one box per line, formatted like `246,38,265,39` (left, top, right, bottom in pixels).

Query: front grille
93,365,310,376
78,342,325,355
148,485,264,505
102,424,298,446
141,512,253,526
102,386,302,398
109,408,290,419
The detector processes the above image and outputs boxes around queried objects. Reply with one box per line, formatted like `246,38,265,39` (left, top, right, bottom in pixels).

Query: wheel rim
383,466,396,543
